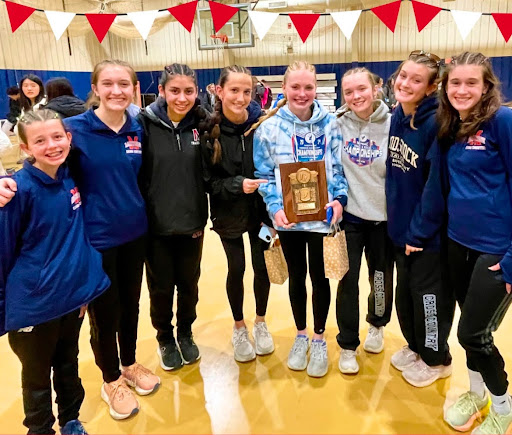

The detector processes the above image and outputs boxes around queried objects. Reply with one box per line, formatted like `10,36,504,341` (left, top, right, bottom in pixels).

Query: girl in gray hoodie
335,68,394,375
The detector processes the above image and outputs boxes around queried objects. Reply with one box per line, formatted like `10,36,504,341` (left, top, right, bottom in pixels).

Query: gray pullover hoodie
335,99,391,221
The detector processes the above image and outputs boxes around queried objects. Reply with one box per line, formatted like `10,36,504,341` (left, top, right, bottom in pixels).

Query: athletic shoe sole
307,366,328,378
390,357,419,372
339,363,359,374
124,375,161,396
157,346,183,371
363,341,384,354
234,350,256,362
255,343,275,356
402,365,452,388
100,384,139,420
182,353,202,365
445,399,491,432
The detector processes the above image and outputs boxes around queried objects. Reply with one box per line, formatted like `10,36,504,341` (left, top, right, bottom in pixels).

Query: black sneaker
178,335,201,364
157,340,183,371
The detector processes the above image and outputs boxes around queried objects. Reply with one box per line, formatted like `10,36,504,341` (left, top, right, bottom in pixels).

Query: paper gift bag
264,236,288,285
323,223,349,280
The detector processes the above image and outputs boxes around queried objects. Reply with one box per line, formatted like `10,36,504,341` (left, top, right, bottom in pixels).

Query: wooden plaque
280,160,328,223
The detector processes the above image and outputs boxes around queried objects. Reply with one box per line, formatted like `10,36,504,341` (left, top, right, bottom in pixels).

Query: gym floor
0,218,510,434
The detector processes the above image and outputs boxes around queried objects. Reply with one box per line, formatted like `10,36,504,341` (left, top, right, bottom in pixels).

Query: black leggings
448,238,512,395
220,228,270,322
278,231,330,335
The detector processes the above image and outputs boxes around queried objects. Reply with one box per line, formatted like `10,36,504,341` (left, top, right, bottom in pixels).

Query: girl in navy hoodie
138,64,209,371
202,65,274,364
437,52,512,435
0,109,109,435
0,60,160,420
386,50,455,388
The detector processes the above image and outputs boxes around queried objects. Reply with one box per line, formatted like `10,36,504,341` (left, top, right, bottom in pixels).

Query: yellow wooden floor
0,223,511,434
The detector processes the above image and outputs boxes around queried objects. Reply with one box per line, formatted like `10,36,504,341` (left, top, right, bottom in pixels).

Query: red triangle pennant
168,1,198,33
209,1,238,33
411,0,442,32
371,0,401,32
85,13,117,43
492,13,512,43
289,13,320,43
5,1,36,33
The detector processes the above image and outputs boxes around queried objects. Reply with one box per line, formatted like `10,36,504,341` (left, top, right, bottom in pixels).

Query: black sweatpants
278,231,330,335
8,310,84,435
146,233,203,344
394,247,454,366
88,235,145,383
448,238,512,395
220,228,270,321
336,221,394,350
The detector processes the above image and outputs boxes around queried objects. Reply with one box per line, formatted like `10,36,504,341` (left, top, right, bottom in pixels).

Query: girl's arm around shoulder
327,123,348,204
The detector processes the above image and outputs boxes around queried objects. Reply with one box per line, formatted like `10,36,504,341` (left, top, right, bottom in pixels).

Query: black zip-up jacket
138,97,208,236
44,95,86,119
202,100,272,239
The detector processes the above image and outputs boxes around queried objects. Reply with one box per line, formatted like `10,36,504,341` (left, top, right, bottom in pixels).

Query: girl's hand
489,263,512,294
242,178,268,194
79,304,88,318
405,244,423,256
324,201,343,223
0,178,17,207
274,209,295,229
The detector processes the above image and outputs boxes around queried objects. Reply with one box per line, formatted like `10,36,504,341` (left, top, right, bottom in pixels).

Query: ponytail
245,97,288,137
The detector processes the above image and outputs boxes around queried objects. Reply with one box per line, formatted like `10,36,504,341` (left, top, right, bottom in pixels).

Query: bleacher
255,73,338,113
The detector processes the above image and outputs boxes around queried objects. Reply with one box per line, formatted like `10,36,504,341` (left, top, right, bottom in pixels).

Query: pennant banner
44,10,75,40
128,10,159,40
411,0,442,32
248,10,279,41
451,10,481,40
85,13,117,43
5,0,36,32
289,13,320,43
371,0,401,33
330,10,361,40
209,1,238,33
492,13,512,43
168,1,198,33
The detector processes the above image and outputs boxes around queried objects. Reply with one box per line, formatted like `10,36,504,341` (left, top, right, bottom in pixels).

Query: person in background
335,67,394,375
19,74,46,114
0,109,109,435
2,86,21,134
43,78,86,119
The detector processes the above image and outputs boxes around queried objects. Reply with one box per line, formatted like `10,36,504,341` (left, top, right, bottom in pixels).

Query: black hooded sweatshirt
44,95,86,119
202,99,272,239
138,97,209,236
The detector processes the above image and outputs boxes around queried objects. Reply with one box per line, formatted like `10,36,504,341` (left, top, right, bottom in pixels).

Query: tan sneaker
122,363,161,396
100,377,139,420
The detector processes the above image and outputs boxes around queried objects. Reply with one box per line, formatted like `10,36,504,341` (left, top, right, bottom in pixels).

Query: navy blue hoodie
65,109,148,251
386,95,440,249
0,162,110,336
445,107,512,283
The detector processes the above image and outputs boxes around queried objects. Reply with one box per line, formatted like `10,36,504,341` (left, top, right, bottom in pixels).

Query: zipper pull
241,135,245,152
177,133,182,151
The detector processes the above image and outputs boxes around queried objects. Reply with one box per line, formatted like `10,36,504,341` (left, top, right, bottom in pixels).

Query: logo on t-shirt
292,132,326,162
191,128,200,146
466,130,486,150
343,134,382,166
70,187,82,210
125,136,142,154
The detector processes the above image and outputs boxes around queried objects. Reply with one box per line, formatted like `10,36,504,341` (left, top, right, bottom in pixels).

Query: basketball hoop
210,33,229,50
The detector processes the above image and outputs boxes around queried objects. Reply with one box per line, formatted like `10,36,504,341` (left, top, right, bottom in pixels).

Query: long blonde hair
245,61,317,136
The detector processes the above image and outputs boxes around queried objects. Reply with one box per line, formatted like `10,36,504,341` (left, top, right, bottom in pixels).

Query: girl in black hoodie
138,64,209,372
202,65,274,363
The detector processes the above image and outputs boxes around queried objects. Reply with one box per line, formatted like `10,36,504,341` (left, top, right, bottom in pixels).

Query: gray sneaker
232,327,256,362
287,335,309,371
307,340,328,378
253,322,275,355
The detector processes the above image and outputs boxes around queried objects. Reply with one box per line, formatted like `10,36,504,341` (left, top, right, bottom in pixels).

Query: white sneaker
391,345,419,371
402,358,452,387
338,349,359,374
287,335,309,371
232,327,256,362
307,340,328,378
253,322,275,355
363,325,384,353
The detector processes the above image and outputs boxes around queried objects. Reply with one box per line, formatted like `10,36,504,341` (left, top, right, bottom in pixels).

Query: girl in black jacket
138,64,209,372
202,65,274,363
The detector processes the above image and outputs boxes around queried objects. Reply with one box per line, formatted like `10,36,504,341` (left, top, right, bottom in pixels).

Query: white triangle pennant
451,10,481,40
44,10,75,41
248,10,279,40
128,10,159,40
331,10,361,40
